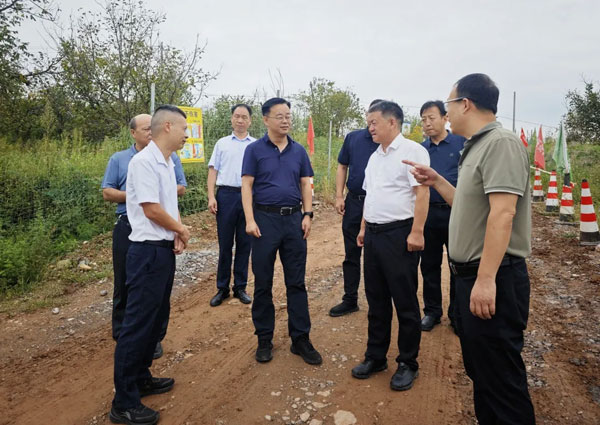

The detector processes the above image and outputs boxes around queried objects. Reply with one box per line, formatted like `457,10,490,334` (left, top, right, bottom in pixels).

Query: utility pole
150,83,155,114
512,91,516,133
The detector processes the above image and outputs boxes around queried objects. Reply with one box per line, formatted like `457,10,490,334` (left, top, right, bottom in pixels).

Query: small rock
312,402,326,409
300,411,310,422
292,403,298,409
78,261,92,271
271,391,281,396
309,420,323,425
52,308,60,315
56,259,72,269
334,410,357,425
265,415,272,421
316,390,330,397
100,289,108,296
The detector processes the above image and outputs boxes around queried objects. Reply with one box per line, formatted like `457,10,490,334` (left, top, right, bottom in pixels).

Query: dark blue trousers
363,220,421,370
216,187,252,291
455,258,535,425
251,209,311,340
341,194,365,304
420,205,455,320
113,242,175,409
112,217,168,342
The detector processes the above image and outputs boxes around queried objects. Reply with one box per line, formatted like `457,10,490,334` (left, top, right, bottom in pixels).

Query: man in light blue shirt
101,113,187,359
207,104,256,306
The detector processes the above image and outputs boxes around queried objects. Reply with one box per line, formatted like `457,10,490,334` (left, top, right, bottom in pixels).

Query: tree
296,78,363,137
57,0,216,142
565,81,600,144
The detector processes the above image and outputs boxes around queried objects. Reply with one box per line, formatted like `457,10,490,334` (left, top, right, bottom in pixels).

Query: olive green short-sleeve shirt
448,121,531,263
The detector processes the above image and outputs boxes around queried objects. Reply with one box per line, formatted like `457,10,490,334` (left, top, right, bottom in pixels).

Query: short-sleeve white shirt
126,141,179,241
363,133,430,224
208,133,256,187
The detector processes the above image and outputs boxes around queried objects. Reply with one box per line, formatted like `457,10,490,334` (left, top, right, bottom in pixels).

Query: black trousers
251,209,311,340
420,205,455,319
111,216,167,342
455,258,535,425
341,194,364,304
363,220,421,370
113,242,175,409
215,188,252,291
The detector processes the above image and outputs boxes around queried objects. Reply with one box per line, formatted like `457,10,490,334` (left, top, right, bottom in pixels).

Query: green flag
552,123,570,173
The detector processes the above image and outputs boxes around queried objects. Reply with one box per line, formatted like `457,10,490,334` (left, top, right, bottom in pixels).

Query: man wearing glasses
418,100,465,333
207,104,256,307
241,97,322,366
404,74,535,424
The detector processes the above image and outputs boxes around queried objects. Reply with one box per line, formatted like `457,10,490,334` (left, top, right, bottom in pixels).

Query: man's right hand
402,160,440,187
356,228,365,247
335,196,345,215
246,220,261,238
208,197,218,215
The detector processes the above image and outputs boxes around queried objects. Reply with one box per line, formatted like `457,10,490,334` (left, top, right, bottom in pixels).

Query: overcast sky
22,0,600,136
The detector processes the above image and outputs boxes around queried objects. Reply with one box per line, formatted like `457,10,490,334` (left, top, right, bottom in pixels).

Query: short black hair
261,97,291,116
231,103,252,116
455,73,499,114
420,100,446,117
367,100,404,124
154,104,187,120
369,99,384,108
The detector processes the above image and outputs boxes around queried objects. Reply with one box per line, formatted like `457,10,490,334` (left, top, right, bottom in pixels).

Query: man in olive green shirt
405,73,535,425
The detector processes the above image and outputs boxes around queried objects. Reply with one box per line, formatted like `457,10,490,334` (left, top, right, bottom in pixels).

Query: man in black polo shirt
329,99,381,317
419,100,465,332
241,97,322,366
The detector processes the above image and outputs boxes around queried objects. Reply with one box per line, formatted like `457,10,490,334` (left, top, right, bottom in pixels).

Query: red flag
534,125,545,169
520,128,528,147
307,116,315,155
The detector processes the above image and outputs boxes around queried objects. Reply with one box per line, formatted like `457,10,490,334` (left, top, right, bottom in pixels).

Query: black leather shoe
233,288,252,304
109,403,159,424
152,341,163,360
351,359,388,379
290,334,322,365
138,376,175,398
421,315,441,331
390,362,418,391
256,339,273,363
329,301,359,317
210,289,229,307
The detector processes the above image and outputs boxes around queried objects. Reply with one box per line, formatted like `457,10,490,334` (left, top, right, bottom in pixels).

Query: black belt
430,202,451,209
365,218,413,233
117,214,129,223
254,203,301,216
139,240,175,249
347,191,366,201
449,254,523,277
218,185,241,192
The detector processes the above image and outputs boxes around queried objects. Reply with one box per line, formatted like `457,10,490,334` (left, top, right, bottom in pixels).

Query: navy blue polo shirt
422,132,466,203
337,128,378,195
242,133,314,206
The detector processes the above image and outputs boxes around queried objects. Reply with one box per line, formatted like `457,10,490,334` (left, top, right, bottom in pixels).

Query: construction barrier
558,184,576,223
579,179,600,246
532,168,544,202
545,171,559,213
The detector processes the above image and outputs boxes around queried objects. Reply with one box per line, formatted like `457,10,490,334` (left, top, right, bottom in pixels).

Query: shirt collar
231,132,252,142
129,144,138,157
147,140,171,167
376,132,405,155
470,121,502,141
262,132,295,148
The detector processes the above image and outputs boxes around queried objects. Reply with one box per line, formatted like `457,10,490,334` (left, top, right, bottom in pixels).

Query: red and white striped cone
532,168,544,202
579,179,600,246
545,171,559,212
558,184,576,223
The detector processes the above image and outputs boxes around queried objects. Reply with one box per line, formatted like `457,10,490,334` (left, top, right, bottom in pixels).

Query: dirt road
1,205,599,424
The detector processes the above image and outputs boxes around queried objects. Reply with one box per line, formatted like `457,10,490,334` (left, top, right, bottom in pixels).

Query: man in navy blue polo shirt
330,99,381,317
207,104,256,307
241,97,322,365
418,101,465,332
102,113,187,359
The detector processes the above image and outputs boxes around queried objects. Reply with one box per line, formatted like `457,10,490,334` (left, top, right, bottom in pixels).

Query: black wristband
303,211,314,219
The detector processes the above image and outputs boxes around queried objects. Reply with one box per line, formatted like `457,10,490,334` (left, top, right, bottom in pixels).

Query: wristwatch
303,211,314,219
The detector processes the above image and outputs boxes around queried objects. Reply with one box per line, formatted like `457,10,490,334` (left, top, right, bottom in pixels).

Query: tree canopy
565,81,600,144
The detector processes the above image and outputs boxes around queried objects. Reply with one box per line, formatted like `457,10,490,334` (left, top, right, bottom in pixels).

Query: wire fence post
328,120,332,181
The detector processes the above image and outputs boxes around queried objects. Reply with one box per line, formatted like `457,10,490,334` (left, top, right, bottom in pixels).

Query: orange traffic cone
532,168,544,202
579,179,600,246
545,171,559,212
558,184,576,224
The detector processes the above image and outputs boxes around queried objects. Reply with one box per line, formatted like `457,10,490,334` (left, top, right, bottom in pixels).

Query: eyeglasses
444,97,467,105
267,114,293,122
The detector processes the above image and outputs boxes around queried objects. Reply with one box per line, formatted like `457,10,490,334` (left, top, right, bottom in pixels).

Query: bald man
102,113,187,359
110,105,191,424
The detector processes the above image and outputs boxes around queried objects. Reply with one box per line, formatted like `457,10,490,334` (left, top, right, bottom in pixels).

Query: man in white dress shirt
110,105,191,425
207,104,256,306
351,101,430,392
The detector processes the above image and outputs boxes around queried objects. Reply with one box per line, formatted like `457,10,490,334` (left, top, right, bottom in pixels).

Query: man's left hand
302,216,312,239
406,231,424,251
173,234,185,255
470,276,496,319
